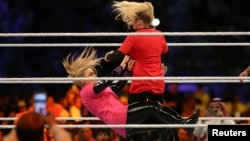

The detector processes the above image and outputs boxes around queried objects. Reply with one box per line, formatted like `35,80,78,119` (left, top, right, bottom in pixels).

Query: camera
33,91,47,116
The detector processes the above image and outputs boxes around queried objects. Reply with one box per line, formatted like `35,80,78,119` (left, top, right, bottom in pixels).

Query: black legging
126,101,184,136
128,91,164,104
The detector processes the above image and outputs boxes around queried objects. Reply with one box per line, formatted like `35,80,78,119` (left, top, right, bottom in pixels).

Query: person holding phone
193,98,235,141
3,112,72,141
62,47,200,140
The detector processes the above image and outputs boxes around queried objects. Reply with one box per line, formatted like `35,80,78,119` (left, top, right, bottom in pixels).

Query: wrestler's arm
110,70,132,94
93,66,125,94
111,59,134,94
161,51,169,75
93,55,129,94
105,50,125,64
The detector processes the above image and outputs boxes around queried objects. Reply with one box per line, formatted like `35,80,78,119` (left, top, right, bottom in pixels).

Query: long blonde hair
62,47,102,87
112,1,155,29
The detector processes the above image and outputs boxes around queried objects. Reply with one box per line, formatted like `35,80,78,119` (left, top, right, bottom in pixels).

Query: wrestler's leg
126,101,200,136
127,93,159,141
126,101,161,136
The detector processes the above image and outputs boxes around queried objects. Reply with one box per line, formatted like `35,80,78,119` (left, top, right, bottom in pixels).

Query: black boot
157,106,184,123
183,108,200,124
157,106,200,124
156,106,200,134
181,108,200,134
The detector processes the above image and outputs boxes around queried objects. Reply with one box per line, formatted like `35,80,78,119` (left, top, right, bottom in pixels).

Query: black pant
128,92,164,141
128,91,164,104
126,101,184,141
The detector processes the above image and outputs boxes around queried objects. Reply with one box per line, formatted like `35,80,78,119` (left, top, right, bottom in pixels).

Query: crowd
0,81,249,141
0,65,248,141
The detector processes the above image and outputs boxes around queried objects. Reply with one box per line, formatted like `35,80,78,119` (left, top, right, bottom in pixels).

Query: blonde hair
62,47,102,87
112,1,155,29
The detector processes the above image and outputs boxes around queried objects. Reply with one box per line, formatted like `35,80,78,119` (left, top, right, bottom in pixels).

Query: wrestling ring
0,31,250,130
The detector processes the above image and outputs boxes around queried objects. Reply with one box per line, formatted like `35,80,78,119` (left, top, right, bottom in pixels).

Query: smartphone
209,110,217,116
33,91,47,116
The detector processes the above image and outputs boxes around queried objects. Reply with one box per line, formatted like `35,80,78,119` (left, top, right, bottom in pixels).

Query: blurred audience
177,128,192,141
79,121,97,141
226,94,247,117
69,96,83,123
163,83,186,114
191,84,210,113
238,109,250,124
94,128,112,141
181,96,199,117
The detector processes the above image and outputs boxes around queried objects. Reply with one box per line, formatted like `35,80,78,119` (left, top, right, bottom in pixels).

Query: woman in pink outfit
62,47,199,139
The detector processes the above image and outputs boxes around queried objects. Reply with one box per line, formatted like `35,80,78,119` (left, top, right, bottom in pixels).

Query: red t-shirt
118,28,168,94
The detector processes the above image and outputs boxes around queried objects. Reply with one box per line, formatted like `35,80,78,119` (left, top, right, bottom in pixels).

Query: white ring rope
0,32,248,130
0,124,207,129
0,117,249,121
0,77,249,83
1,43,250,47
1,32,250,37
0,117,248,129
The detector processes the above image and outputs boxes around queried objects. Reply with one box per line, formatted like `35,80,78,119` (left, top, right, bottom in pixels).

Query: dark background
0,0,249,101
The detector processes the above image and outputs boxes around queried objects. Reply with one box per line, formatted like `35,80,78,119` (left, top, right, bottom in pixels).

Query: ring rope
0,32,248,130
0,124,207,129
0,77,249,83
0,117,249,121
1,43,250,47
1,32,250,37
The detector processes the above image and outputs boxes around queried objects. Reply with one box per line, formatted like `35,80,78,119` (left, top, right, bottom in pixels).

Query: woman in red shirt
104,1,169,140
105,1,168,104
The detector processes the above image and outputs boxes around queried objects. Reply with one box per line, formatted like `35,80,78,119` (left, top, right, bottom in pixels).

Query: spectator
3,112,72,141
191,83,210,113
163,83,186,114
95,128,112,141
76,120,97,141
193,98,235,141
226,94,247,117
69,96,82,123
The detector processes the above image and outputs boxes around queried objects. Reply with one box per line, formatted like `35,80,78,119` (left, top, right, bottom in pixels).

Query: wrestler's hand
162,63,167,75
104,50,114,62
120,55,130,69
127,59,135,71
